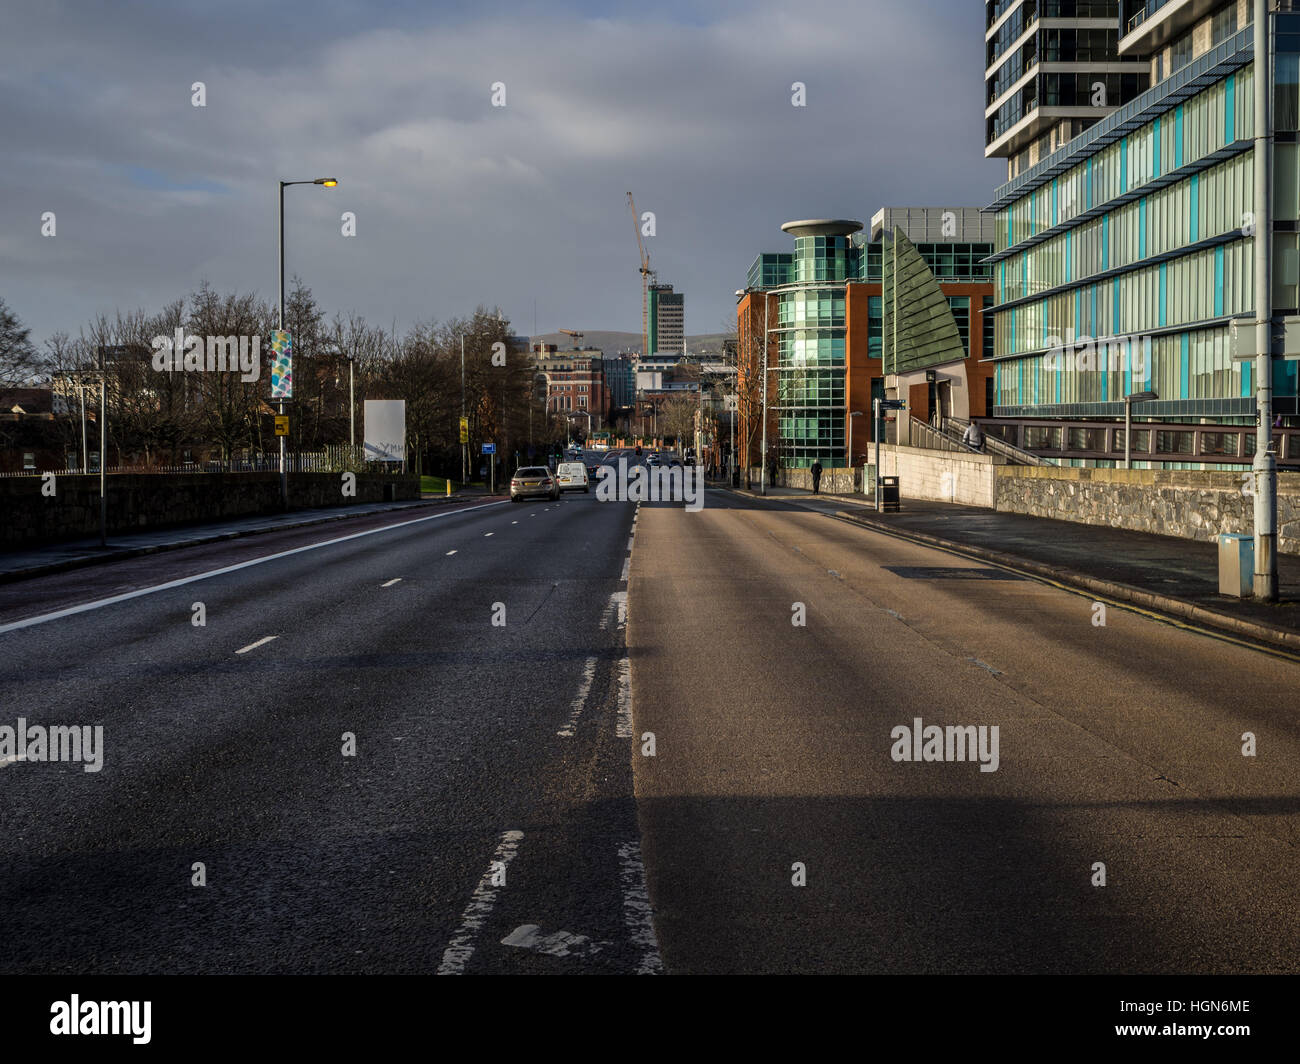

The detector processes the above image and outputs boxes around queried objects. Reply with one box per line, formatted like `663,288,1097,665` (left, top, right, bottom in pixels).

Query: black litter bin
881,476,900,513
383,482,396,502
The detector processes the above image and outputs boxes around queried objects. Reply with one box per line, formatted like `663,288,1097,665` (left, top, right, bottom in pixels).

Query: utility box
881,476,901,513
1217,533,1254,597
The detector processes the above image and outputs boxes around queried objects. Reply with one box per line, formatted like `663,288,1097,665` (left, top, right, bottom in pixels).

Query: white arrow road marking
235,635,277,655
500,925,608,958
557,656,599,738
437,830,524,975
381,578,402,587
0,500,507,635
617,841,663,975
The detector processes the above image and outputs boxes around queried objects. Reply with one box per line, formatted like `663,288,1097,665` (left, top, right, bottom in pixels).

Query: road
629,492,1300,974
2,483,1299,974
0,492,656,974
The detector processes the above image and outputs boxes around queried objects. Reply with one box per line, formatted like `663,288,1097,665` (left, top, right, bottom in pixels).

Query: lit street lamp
278,177,338,506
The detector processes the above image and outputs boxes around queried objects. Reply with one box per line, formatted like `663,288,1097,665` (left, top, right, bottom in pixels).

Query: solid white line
381,578,402,587
437,829,525,975
617,840,663,975
557,656,599,737
0,501,508,636
235,635,277,655
614,656,632,738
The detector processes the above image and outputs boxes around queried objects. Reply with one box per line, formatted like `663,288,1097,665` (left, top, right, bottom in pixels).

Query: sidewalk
0,490,499,584
724,484,1300,654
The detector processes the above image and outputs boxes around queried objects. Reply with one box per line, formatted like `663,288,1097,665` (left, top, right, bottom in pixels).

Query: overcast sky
0,0,1005,349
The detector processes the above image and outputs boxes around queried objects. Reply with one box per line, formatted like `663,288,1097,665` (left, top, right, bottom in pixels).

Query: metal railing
943,416,1046,466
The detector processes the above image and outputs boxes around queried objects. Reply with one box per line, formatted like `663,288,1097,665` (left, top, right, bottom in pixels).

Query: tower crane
627,192,656,358
558,329,583,349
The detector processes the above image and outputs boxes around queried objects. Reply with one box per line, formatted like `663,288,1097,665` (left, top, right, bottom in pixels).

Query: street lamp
1122,389,1158,470
278,177,338,507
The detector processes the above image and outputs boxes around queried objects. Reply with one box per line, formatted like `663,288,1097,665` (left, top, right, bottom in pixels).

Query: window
1211,6,1238,47
23,452,36,470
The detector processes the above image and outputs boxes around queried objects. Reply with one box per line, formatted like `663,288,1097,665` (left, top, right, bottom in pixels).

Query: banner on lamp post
270,331,293,399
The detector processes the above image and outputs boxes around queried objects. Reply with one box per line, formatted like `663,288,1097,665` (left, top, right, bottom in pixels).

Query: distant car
510,466,560,502
645,453,661,467
555,461,590,493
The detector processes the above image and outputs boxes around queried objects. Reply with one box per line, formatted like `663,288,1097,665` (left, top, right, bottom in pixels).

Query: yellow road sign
274,415,289,437
459,417,469,444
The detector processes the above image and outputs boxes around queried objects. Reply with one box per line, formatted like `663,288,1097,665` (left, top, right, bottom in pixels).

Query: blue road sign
481,443,496,454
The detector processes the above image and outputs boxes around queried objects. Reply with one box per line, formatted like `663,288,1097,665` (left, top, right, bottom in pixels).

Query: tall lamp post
1252,0,1278,601
279,177,337,506
1123,389,1158,469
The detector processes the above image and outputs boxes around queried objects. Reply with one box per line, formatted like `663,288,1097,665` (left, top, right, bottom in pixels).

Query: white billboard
363,400,406,462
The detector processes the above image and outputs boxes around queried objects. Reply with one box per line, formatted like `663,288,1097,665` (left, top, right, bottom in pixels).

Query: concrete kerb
718,485,1300,656
0,493,491,586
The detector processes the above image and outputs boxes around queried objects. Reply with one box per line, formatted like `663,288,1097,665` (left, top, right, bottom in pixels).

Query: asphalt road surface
0,493,656,974
3,484,1299,974
629,491,1300,974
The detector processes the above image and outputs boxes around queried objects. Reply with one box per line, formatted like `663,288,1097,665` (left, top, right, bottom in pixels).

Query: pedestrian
810,460,823,494
962,421,984,451
768,456,778,487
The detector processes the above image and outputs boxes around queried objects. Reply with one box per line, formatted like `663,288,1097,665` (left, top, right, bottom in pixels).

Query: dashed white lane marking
484,532,494,537
437,829,525,976
0,500,508,636
617,841,663,975
511,521,518,525
600,591,627,631
614,656,632,738
235,635,278,655
446,550,458,556
381,578,402,588
620,556,630,583
557,656,599,738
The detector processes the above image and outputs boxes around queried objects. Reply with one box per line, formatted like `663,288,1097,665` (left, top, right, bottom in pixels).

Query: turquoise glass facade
987,19,1300,426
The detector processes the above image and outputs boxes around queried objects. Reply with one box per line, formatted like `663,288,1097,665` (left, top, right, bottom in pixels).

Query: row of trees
1,289,567,479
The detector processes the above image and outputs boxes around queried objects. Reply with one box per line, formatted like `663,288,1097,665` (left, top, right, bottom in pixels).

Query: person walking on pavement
962,421,984,452
810,460,823,495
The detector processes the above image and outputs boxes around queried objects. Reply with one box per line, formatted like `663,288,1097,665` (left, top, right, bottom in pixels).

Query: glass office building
985,2,1300,468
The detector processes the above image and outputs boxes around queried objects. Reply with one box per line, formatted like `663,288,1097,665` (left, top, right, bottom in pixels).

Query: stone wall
777,466,858,494
0,472,420,548
995,466,1300,556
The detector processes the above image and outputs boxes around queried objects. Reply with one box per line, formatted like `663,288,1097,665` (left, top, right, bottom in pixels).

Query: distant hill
531,331,731,358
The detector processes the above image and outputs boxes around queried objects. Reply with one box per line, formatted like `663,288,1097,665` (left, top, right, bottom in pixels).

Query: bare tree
0,296,40,386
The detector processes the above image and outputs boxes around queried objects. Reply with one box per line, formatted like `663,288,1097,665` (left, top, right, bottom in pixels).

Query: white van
555,461,590,493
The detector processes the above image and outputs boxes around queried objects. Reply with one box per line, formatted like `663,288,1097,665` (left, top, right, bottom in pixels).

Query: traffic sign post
481,443,496,493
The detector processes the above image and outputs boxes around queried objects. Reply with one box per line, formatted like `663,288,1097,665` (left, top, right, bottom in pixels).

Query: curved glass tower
774,219,861,467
